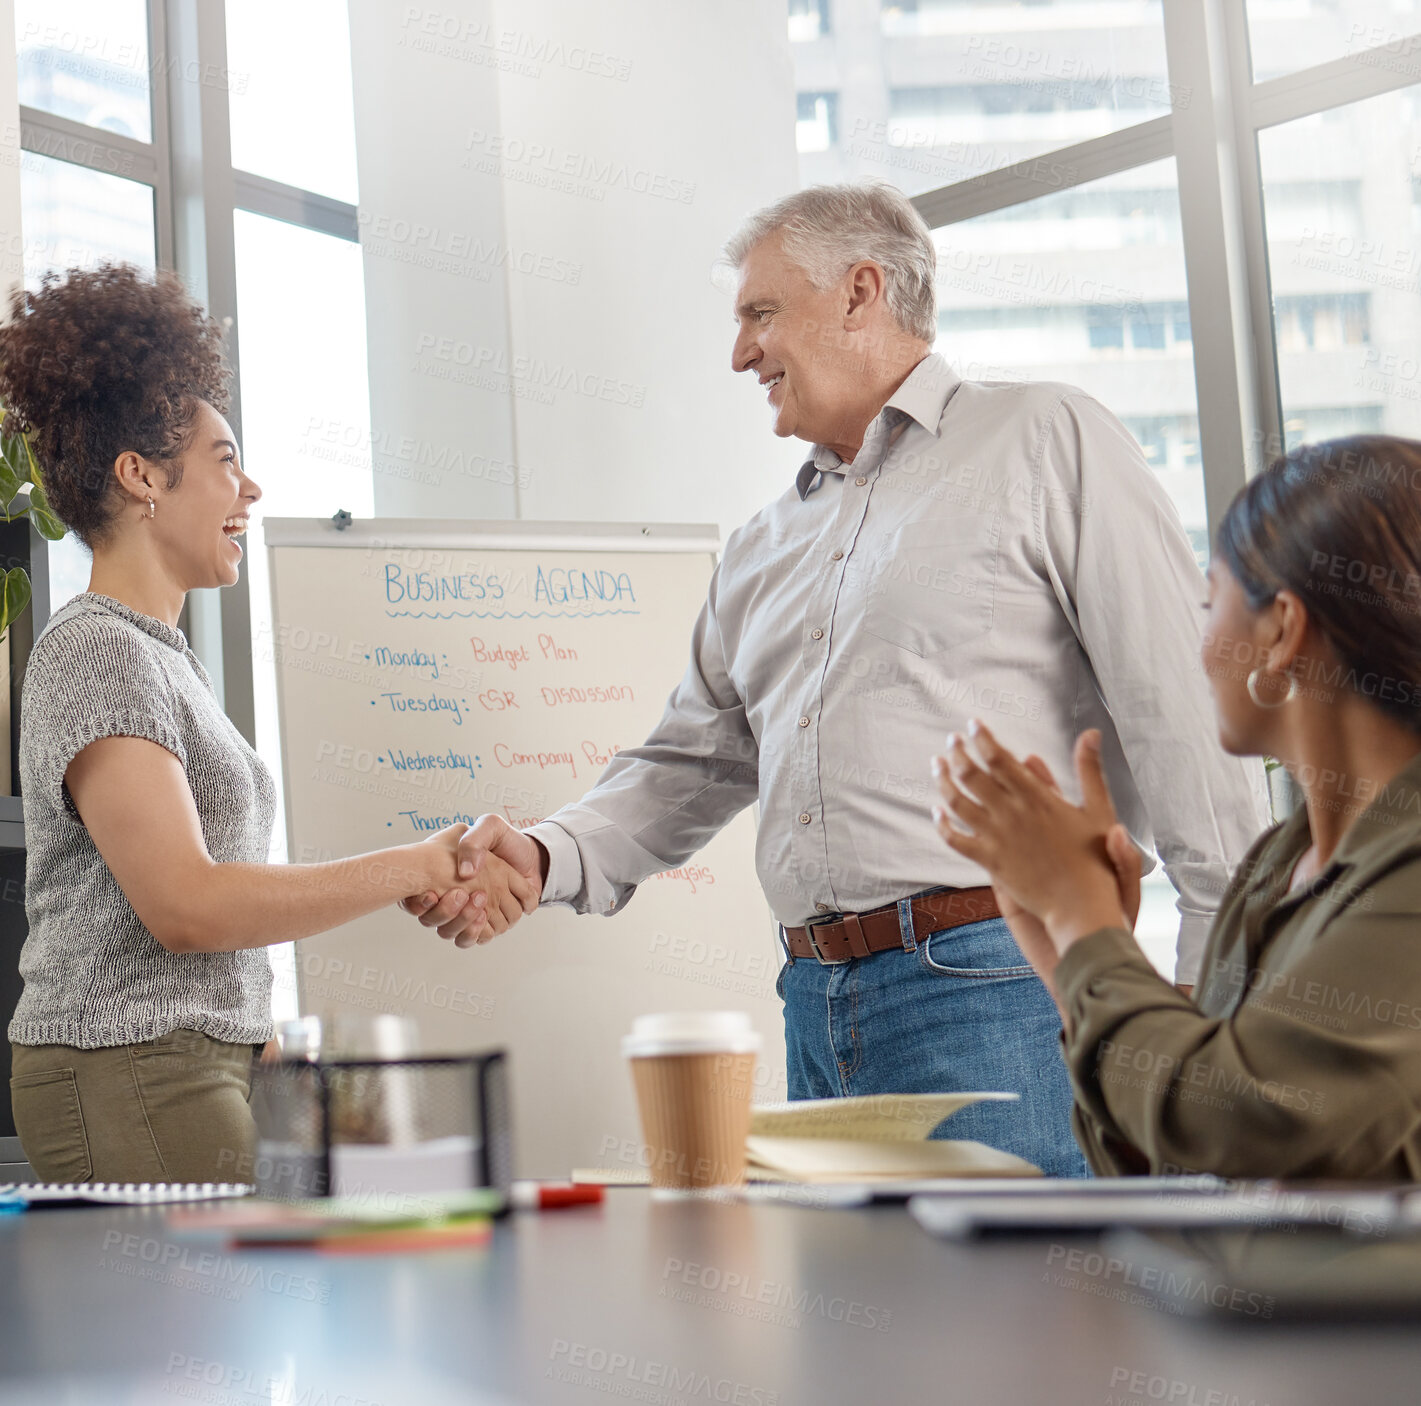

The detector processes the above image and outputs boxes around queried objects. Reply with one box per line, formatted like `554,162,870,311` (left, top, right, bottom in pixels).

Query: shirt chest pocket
860,512,999,658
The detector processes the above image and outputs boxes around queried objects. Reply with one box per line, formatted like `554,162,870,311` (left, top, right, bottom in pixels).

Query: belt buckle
804,911,851,966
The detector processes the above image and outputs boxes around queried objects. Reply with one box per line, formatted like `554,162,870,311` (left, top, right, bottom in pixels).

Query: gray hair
723,182,938,343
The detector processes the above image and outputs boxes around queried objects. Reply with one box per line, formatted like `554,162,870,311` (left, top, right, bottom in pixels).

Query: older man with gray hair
410,181,1268,1178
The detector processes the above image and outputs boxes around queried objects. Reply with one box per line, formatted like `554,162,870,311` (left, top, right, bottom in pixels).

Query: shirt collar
795,353,962,500
886,351,961,435
1256,750,1421,902
1330,748,1421,869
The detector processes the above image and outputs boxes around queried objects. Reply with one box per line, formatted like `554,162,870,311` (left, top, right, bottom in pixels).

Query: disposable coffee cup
622,1011,762,1194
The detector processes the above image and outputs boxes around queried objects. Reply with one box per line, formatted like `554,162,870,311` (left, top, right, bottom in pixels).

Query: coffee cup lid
622,1010,762,1058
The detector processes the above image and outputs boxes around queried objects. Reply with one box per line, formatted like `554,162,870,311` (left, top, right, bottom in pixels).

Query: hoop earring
1246,666,1297,709
145,496,155,519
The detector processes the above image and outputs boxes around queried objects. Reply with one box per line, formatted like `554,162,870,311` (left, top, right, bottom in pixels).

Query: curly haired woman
0,263,535,1184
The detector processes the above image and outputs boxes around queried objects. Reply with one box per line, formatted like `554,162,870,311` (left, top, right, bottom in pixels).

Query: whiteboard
265,518,784,1177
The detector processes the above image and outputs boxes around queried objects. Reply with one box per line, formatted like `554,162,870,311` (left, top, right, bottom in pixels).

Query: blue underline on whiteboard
384,608,642,620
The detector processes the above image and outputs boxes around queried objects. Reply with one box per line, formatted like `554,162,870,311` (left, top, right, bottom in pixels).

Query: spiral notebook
0,1182,253,1208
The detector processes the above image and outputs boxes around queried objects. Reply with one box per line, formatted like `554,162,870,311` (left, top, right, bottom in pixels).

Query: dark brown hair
0,262,230,546
1216,435,1421,730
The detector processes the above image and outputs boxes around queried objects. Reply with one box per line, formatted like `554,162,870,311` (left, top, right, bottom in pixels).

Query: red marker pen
509,1181,605,1210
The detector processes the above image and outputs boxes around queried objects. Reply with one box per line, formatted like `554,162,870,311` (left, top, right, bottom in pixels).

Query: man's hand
447,852,539,948
401,814,545,945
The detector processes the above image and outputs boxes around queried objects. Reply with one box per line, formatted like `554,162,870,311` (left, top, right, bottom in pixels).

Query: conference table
0,1189,1417,1405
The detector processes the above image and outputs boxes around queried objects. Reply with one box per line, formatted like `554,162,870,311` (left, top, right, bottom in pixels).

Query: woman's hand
930,722,1128,957
409,825,490,938
978,754,1140,1022
408,824,540,947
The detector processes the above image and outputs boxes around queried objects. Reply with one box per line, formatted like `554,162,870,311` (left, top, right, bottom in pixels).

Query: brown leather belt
781,888,1001,964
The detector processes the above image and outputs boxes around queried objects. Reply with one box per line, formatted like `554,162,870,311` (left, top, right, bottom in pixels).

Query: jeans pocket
775,960,789,1000
918,919,1035,980
11,1068,93,1182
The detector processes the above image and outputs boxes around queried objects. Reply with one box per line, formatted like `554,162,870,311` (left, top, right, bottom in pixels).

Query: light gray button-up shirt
528,354,1269,981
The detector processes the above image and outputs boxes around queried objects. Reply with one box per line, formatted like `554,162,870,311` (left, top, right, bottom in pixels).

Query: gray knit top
10,592,276,1049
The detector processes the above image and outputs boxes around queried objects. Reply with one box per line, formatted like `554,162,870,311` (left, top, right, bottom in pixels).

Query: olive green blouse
1057,749,1421,1181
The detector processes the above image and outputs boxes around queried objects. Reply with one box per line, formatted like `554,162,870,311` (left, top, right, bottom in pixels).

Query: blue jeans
779,913,1089,1179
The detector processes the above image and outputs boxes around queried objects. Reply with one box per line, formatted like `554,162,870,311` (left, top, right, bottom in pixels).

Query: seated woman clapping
0,263,534,1185
931,435,1421,1180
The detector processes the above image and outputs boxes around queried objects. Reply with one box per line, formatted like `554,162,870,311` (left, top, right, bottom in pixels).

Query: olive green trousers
11,1029,260,1183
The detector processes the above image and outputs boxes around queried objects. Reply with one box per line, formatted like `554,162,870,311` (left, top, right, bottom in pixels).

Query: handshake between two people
399,719,1148,976
403,814,545,947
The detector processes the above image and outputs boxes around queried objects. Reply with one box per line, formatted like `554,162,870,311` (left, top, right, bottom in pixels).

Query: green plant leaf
25,481,66,541
0,565,31,637
0,433,25,511
20,433,40,486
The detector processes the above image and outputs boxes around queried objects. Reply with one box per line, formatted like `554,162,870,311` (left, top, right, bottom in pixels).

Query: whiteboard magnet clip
331,509,353,531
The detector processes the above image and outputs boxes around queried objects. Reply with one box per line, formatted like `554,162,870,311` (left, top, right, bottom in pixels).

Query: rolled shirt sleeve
1038,392,1271,983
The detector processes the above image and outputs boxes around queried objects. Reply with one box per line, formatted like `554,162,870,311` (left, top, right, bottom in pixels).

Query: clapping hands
929,721,1138,1005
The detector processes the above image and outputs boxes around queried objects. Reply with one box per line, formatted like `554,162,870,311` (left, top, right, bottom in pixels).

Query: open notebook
575,1092,1041,1185
746,1093,1039,1182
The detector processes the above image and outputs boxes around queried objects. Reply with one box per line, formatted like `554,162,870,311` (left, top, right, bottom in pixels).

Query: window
796,92,838,153
1087,307,1124,350
1259,85,1421,442
789,0,831,42
933,159,1206,553
235,211,373,890
15,0,152,141
18,151,158,616
1247,0,1421,81
19,152,155,285
868,1,1169,193
225,0,359,203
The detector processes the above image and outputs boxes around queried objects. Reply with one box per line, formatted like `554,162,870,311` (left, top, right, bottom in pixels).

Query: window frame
906,0,1421,547
16,0,359,744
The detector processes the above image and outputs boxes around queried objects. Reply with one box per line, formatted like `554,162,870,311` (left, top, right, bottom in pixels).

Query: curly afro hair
0,262,231,546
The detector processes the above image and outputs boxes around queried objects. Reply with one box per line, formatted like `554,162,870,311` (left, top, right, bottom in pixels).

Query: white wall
347,0,802,537
341,0,801,1167
347,0,519,520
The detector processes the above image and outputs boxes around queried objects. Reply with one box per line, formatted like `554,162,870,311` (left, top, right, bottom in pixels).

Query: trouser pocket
10,1067,92,1182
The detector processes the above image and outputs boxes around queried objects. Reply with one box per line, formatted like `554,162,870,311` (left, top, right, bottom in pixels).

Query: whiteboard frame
263,514,726,878
264,517,784,1168
261,516,722,556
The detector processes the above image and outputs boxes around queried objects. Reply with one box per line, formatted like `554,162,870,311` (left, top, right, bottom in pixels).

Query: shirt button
798,812,812,825
811,628,824,641
855,476,867,487
830,550,844,561
798,716,810,728
815,902,830,913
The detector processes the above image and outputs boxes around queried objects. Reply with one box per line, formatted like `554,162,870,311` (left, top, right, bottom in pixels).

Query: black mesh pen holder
250,1050,512,1209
